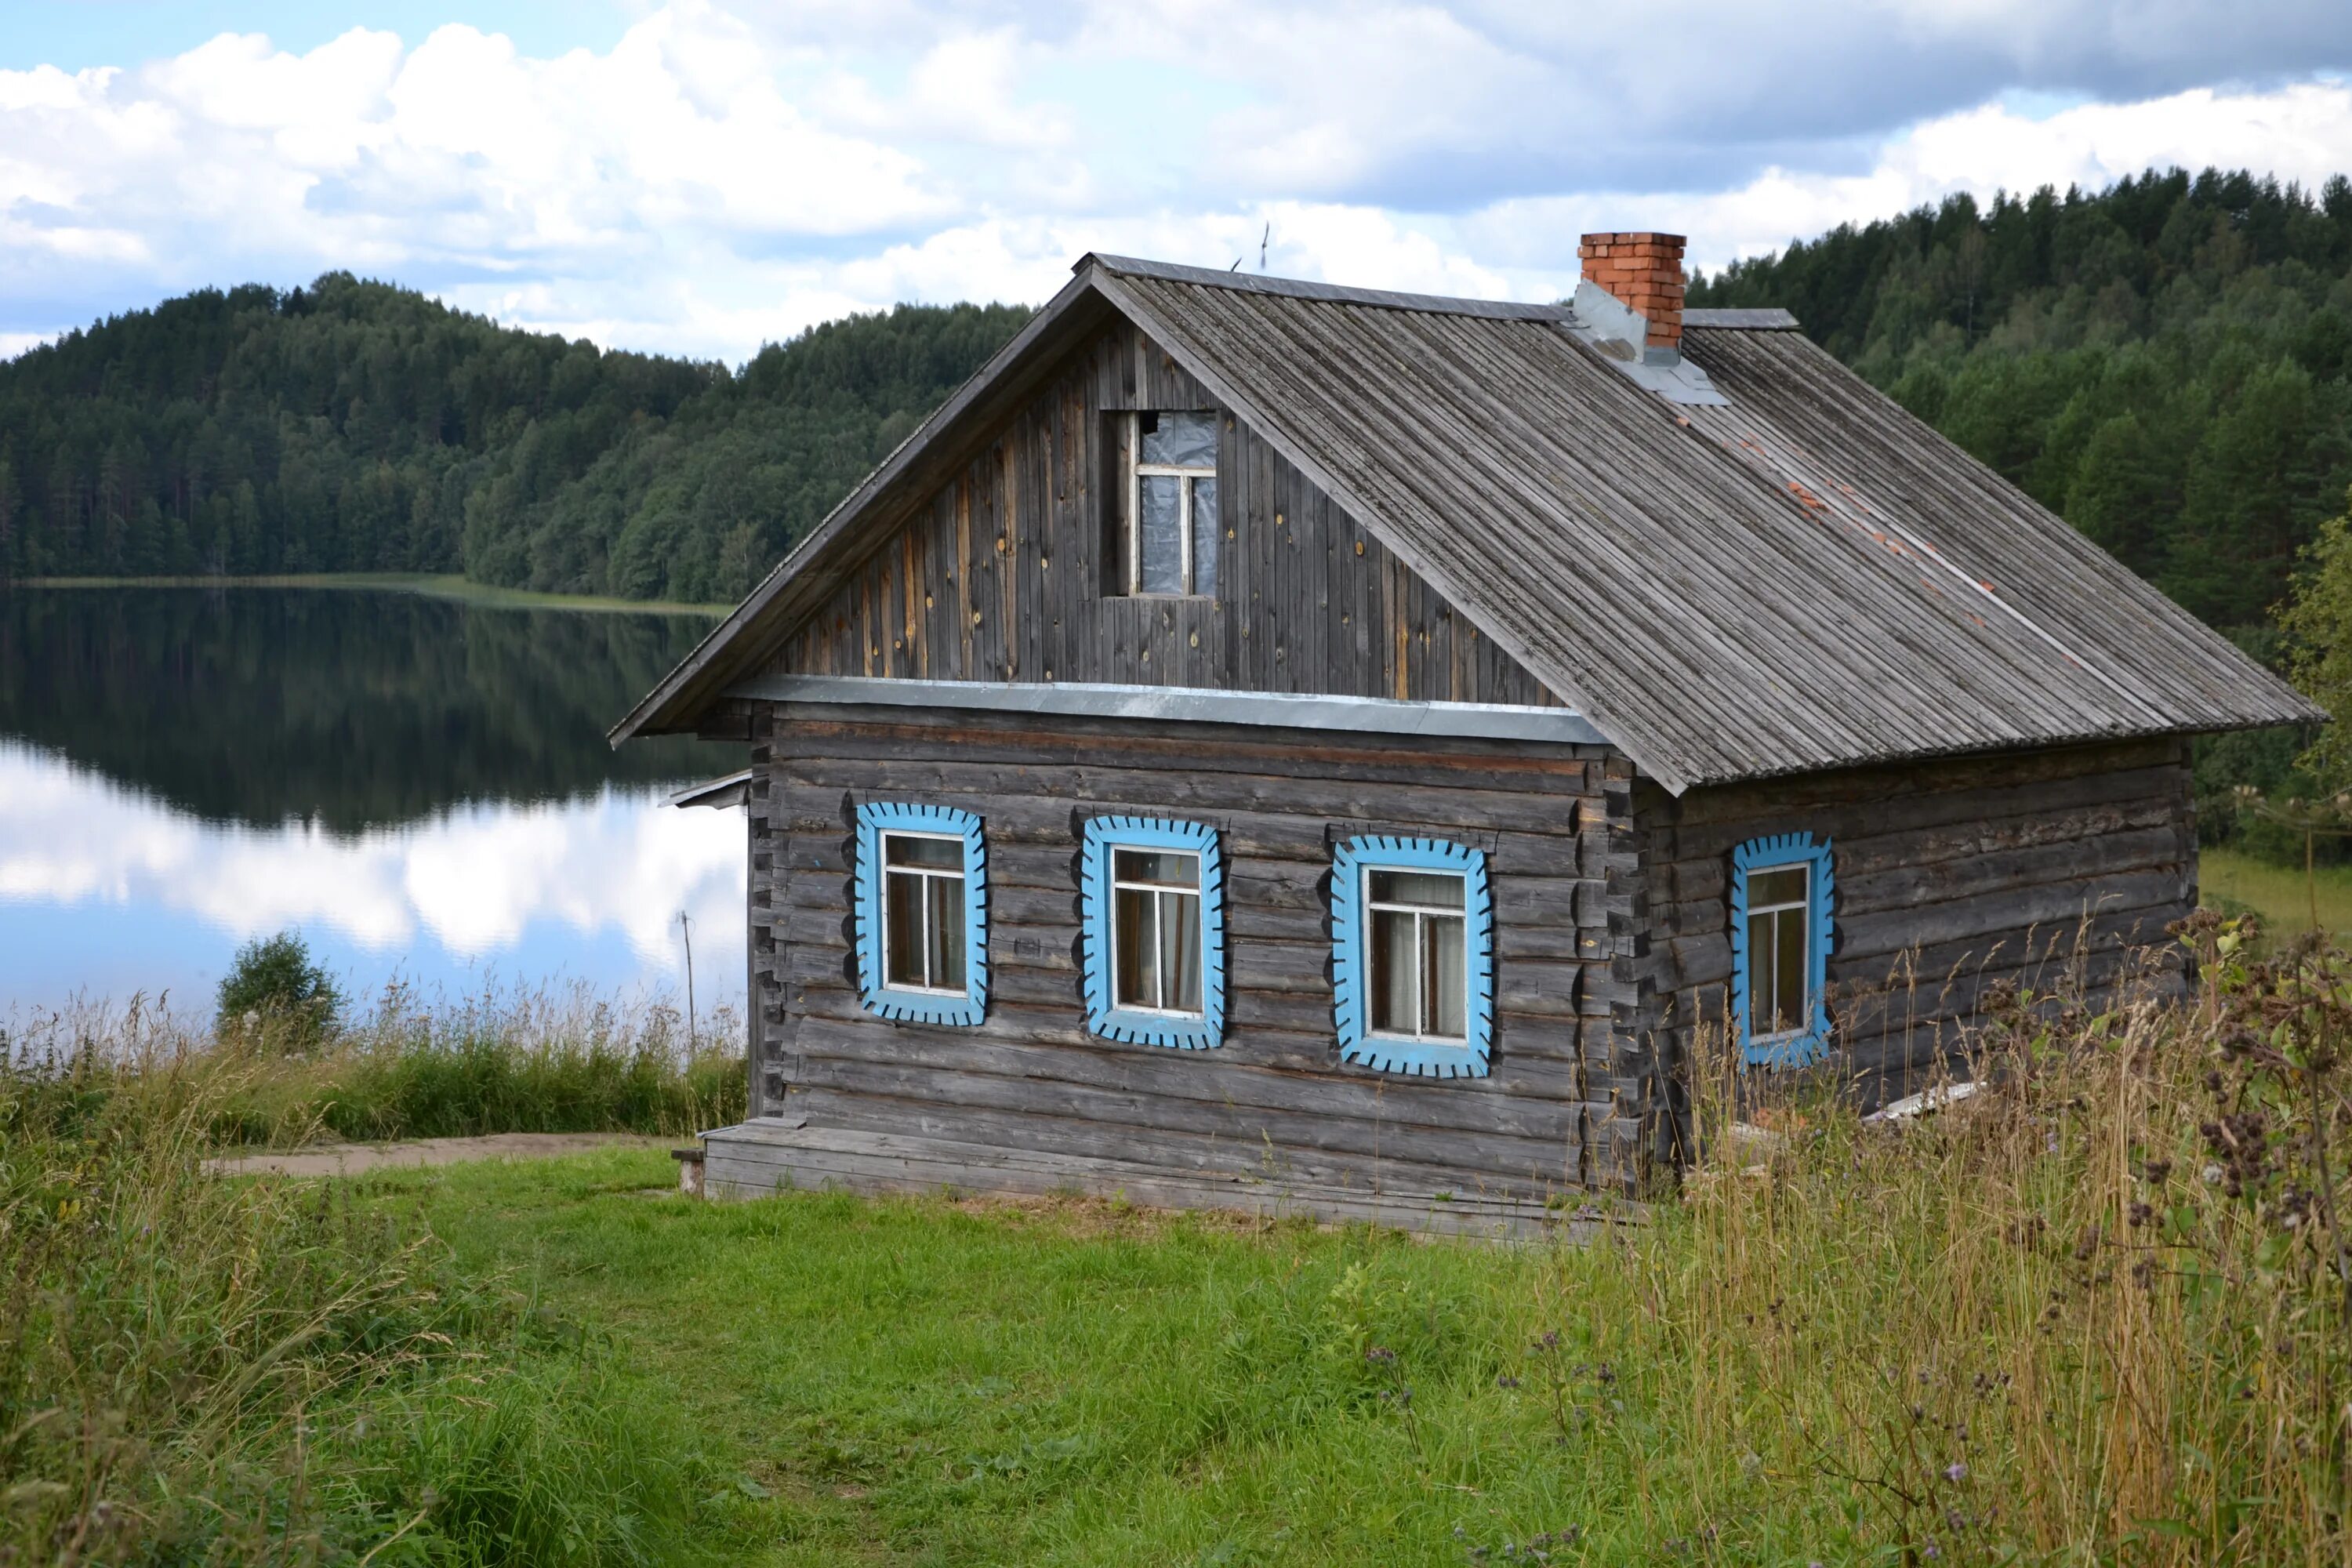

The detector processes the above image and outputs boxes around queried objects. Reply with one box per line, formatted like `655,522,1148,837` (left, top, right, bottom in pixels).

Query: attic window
1115,411,1219,597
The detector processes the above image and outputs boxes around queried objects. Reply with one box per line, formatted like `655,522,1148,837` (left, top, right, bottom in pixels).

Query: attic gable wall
766,320,1563,706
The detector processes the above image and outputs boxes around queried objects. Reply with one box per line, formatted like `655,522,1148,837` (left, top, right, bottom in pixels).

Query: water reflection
0,587,746,1014
0,586,731,829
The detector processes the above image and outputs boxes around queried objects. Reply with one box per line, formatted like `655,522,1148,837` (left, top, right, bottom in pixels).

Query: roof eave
1659,707,2325,793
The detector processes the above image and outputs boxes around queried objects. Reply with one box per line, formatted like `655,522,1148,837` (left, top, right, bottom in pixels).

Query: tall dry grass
0,999,713,1566
1523,911,2351,1564
4,979,746,1150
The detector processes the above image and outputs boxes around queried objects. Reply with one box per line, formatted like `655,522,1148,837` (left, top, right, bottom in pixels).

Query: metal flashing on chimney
1564,282,1730,407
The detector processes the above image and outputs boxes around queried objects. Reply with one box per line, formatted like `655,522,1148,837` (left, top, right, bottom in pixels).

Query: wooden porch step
700,1118,1629,1241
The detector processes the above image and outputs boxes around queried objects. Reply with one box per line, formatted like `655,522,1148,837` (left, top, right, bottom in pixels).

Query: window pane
1370,869,1465,909
886,869,927,987
1138,474,1184,594
1142,410,1217,467
1190,476,1218,600
887,834,962,869
1114,885,1157,1007
1773,906,1808,1033
927,875,966,991
1425,913,1467,1039
1747,909,1777,1036
1749,867,1806,908
1370,907,1417,1033
1162,891,1203,1013
1113,848,1198,889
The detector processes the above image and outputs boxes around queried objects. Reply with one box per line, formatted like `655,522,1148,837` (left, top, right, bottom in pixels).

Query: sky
4,2,2352,364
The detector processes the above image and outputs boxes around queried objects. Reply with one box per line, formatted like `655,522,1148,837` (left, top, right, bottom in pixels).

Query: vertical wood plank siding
1630,737,2197,1149
768,323,1558,706
753,706,1642,1196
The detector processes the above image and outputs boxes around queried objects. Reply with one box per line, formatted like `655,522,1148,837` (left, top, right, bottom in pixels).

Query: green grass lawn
27,963,2342,1562
281,971,2352,1568
367,1151,1690,1566
2200,844,2352,937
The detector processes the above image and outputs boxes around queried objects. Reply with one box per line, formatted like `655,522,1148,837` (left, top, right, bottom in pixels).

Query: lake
0,585,747,1021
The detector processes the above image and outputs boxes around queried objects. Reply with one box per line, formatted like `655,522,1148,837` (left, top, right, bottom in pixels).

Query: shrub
216,928,343,1048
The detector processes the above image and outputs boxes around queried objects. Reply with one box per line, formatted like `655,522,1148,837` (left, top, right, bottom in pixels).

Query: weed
0,1018,712,1565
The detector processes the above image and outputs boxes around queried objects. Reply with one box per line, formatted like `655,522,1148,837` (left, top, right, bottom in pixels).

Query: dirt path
208,1131,673,1178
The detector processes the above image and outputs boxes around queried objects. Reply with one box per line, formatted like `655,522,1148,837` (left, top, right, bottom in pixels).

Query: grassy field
369,923,2348,1568
12,572,732,616
2201,844,2352,939
12,934,2350,1564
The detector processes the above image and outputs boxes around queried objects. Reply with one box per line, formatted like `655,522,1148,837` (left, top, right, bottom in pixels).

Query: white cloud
0,744,743,975
1465,79,2352,288
0,3,951,310
2,2,2350,359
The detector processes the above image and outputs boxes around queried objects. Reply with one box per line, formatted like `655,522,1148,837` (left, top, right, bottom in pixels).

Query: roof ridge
1079,253,1569,323
1682,307,1801,330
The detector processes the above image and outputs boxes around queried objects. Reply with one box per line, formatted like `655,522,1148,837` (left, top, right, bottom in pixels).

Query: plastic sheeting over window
1124,410,1219,597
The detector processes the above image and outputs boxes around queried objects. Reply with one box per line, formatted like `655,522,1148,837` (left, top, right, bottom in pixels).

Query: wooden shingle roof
615,255,2319,793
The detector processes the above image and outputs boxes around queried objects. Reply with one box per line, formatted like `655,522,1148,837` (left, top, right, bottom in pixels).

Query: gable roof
615,254,2320,793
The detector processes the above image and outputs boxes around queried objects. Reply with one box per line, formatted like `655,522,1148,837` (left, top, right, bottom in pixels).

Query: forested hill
1691,167,2352,633
9,168,2352,624
0,276,1029,604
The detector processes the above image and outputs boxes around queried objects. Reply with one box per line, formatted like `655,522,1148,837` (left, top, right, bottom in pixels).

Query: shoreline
6,572,731,617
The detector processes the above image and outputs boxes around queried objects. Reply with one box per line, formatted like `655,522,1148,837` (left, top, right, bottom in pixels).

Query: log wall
767,321,1559,706
744,702,1650,1198
1629,736,2198,1152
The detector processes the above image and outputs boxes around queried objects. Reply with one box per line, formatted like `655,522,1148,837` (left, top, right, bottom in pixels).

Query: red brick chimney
1578,232,1686,351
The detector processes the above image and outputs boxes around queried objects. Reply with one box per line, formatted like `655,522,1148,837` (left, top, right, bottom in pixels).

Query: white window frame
1744,860,1812,1044
877,828,969,996
1362,863,1471,1044
1126,411,1216,597
1107,846,1207,1018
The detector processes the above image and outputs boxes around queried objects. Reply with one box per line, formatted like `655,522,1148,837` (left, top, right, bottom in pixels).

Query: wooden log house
616,234,2318,1234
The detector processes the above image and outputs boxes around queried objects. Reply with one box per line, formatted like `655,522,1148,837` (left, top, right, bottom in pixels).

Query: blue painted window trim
1078,817,1227,1048
1330,836,1495,1079
853,801,988,1026
1730,832,1835,1068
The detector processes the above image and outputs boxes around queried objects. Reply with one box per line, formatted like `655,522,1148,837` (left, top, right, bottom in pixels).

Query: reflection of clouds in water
0,743,742,969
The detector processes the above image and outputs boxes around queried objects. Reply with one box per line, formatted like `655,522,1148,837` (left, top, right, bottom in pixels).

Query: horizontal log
1835,869,2188,964
1834,826,2183,917
774,1087,1577,1199
1648,773,2187,908
1832,941,2172,1041
775,713,1600,795
702,1124,1596,1237
1651,739,2181,831
778,752,1588,838
778,706,1611,775
779,1062,1582,1186
1659,892,2187,1004
776,786,1588,876
779,974,1604,1069
788,1020,1598,1134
